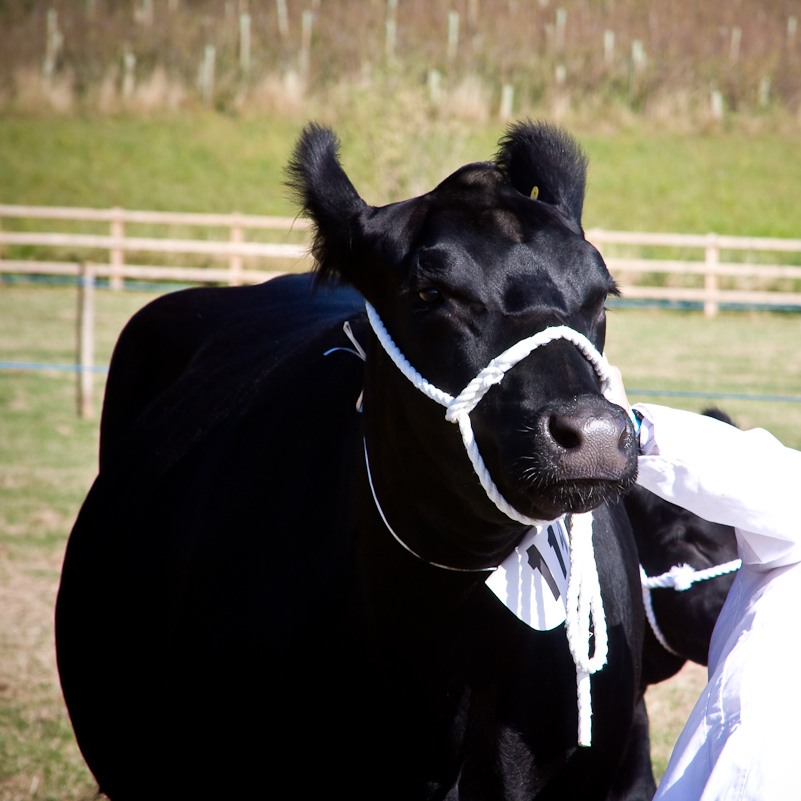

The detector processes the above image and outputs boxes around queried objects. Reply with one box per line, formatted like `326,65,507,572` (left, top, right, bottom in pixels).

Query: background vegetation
2,1,801,799
4,0,801,124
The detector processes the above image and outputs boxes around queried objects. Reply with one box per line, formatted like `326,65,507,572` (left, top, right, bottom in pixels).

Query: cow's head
628,409,740,681
288,120,637,540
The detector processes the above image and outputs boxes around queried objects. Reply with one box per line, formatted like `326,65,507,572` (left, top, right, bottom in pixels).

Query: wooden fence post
77,262,96,418
110,206,124,290
705,232,719,318
230,213,243,285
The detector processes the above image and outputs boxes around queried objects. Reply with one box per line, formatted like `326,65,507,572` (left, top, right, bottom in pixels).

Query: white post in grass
300,10,313,78
448,11,459,61
499,83,514,120
276,0,289,40
759,76,771,108
603,30,614,66
385,0,398,60
240,13,251,74
43,8,63,81
629,39,645,104
77,263,96,419
555,7,567,53
730,26,741,64
710,89,724,120
429,69,442,106
202,45,216,107
135,0,154,26
123,49,136,99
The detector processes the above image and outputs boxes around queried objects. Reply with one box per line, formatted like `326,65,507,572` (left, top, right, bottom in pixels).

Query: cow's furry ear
285,122,369,286
494,119,588,229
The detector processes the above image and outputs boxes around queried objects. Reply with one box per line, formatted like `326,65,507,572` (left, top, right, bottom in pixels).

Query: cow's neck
360,359,528,574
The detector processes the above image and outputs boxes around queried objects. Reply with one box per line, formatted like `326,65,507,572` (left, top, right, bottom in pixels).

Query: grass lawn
3,114,801,241
0,286,156,801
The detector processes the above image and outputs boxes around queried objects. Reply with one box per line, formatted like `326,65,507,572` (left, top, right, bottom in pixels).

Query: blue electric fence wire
0,362,109,373
628,388,801,403
3,274,801,401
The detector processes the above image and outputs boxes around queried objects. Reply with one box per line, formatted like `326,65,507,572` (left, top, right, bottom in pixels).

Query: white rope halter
364,301,617,747
639,559,742,656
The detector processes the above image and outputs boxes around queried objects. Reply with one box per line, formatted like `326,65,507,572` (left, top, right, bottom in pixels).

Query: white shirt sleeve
633,403,801,570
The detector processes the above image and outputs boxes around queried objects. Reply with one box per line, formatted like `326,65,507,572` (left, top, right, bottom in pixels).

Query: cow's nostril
548,414,583,451
618,426,630,454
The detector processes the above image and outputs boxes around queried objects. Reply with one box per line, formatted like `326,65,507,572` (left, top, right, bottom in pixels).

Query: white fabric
633,404,801,801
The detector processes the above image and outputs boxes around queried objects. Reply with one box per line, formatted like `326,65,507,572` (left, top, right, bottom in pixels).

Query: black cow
608,410,740,800
57,121,645,800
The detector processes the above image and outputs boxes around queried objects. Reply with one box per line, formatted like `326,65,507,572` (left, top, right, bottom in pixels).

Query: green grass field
2,109,801,798
4,113,801,240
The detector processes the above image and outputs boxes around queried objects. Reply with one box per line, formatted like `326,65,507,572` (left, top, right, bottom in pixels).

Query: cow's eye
418,287,442,304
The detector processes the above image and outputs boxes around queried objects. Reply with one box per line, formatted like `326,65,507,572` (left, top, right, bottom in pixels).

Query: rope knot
445,365,506,423
669,563,697,592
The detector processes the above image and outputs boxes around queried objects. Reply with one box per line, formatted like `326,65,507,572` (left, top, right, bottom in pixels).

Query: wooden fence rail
587,228,801,317
0,204,312,288
2,205,801,315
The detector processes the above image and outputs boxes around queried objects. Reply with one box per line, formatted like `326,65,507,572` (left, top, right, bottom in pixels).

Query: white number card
485,518,571,631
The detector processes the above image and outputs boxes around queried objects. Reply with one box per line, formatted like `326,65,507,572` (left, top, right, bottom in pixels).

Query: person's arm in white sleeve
605,368,801,570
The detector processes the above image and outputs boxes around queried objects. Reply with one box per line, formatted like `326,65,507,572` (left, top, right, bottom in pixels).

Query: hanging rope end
576,669,593,747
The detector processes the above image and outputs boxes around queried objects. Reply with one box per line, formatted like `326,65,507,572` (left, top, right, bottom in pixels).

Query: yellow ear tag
530,186,539,199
